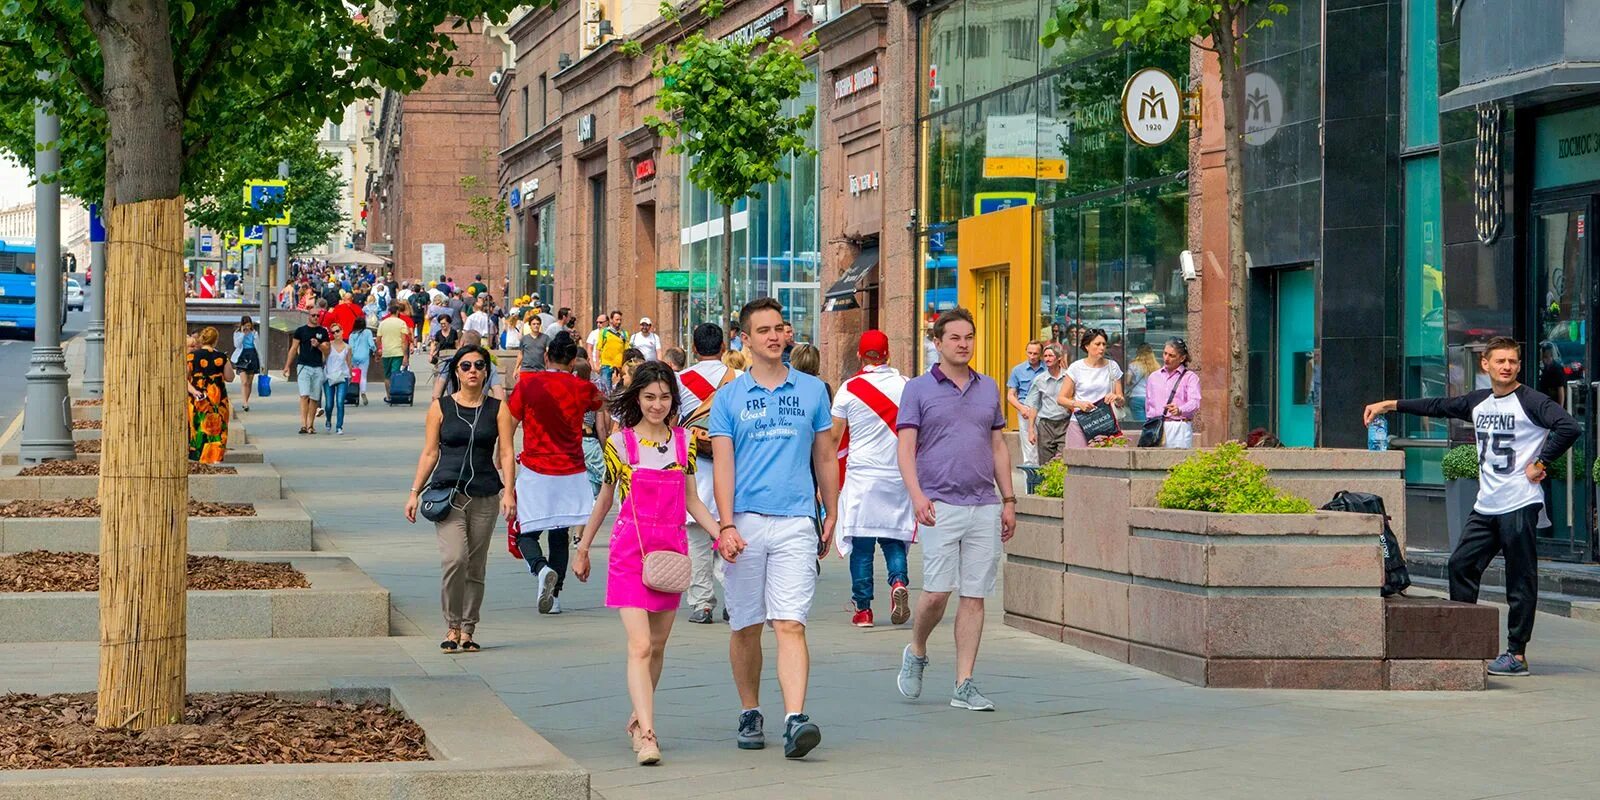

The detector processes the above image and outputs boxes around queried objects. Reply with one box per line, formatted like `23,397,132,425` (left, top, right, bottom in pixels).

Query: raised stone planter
3,443,265,466
0,676,589,800
0,555,386,642
0,462,281,502
1005,447,1490,689
0,499,313,553
73,423,250,445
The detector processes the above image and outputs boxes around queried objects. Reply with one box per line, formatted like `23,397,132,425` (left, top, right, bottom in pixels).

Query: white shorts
920,502,1002,598
723,513,818,631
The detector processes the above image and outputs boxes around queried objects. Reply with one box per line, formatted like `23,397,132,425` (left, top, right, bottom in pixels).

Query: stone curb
0,555,388,642
0,499,313,553
0,675,590,800
0,462,281,502
72,423,250,445
3,443,265,466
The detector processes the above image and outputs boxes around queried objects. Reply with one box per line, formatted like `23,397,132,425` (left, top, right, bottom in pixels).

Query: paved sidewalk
5,374,1600,799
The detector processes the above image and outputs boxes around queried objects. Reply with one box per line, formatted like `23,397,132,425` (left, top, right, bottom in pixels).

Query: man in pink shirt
1141,338,1200,448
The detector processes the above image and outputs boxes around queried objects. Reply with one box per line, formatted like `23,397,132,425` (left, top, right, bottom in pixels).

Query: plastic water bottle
1367,416,1389,451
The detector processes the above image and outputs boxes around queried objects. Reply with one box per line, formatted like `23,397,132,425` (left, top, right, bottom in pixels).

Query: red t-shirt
326,301,362,341
508,370,604,475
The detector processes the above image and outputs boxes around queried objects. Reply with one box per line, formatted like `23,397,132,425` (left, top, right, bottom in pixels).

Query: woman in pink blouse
1142,338,1201,448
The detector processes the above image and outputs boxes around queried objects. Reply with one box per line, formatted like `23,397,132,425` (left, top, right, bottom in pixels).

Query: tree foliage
1042,0,1287,55
0,1,536,205
186,123,348,254
455,168,509,273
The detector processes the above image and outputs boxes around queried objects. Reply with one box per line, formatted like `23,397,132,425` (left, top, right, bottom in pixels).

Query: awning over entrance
824,246,878,312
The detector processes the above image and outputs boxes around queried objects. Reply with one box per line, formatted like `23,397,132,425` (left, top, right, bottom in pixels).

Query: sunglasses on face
457,360,488,372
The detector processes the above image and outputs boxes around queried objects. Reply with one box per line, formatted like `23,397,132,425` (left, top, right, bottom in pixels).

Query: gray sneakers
951,679,995,711
736,709,765,750
896,644,928,699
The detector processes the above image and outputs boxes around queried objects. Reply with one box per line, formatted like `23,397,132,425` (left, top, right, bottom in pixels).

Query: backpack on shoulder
1321,490,1411,597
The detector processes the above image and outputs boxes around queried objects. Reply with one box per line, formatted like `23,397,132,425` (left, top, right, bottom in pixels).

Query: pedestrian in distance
1057,327,1125,447
187,326,234,463
896,307,1017,712
500,331,606,615
1125,343,1160,424
573,361,720,766
322,322,352,435
284,308,331,435
1362,336,1578,676
1006,341,1046,466
586,313,608,364
596,311,628,387
515,312,549,374
662,347,687,371
826,330,915,629
631,317,662,361
1025,343,1072,464
376,300,413,398
348,315,376,406
676,322,738,624
231,315,261,412
1143,338,1200,448
710,297,839,760
573,356,609,496
405,343,511,654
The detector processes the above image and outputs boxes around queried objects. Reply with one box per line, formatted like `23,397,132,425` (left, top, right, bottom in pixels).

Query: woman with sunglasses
1057,327,1126,447
405,344,512,653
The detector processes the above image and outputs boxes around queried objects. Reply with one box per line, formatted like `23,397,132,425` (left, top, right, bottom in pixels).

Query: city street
0,309,84,433
5,373,1600,799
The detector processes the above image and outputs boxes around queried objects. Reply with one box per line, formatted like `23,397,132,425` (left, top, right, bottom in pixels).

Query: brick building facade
369,23,506,289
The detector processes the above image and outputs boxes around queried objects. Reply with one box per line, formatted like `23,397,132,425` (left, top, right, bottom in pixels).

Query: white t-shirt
630,331,662,361
831,365,909,475
585,329,602,354
464,311,494,338
677,360,738,422
1065,358,1124,406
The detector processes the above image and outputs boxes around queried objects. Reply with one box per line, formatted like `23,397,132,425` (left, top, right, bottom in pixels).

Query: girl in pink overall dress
573,362,721,767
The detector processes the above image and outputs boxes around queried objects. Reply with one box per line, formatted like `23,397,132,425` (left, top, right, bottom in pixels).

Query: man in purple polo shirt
894,307,1017,711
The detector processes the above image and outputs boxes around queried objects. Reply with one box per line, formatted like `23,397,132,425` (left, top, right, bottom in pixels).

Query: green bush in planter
1441,444,1479,481
1034,460,1066,498
1156,441,1313,514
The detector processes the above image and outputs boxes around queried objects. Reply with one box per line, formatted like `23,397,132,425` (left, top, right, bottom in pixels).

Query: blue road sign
200,234,214,253
88,203,105,243
244,180,290,225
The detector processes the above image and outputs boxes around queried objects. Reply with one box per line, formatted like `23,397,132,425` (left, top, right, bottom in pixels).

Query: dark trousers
1450,504,1540,655
518,527,569,597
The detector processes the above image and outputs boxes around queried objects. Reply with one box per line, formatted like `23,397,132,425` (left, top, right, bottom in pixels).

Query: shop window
1404,0,1439,149
920,1,964,115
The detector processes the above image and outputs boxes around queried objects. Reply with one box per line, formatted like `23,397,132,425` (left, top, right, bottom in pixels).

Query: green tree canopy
185,123,349,254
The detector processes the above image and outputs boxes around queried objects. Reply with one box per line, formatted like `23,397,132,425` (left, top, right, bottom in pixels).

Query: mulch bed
0,692,430,769
0,552,308,592
73,440,100,454
71,399,103,406
16,462,237,477
0,500,255,519
70,420,99,430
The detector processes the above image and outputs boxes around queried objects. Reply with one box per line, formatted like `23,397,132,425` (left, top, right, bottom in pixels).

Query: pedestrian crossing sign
244,179,290,226
238,224,264,246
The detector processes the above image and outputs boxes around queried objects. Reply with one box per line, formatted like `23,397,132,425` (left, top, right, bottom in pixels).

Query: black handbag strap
1159,367,1184,412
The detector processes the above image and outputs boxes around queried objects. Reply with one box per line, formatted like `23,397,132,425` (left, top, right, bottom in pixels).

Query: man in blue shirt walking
1006,341,1045,466
711,297,840,760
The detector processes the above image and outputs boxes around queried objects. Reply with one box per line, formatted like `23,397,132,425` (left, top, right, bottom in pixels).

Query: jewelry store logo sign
1121,68,1181,147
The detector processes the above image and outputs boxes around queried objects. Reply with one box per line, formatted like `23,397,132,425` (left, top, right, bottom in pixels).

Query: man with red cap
826,330,915,628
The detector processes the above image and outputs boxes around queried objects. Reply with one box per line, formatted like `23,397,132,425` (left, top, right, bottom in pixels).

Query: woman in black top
405,344,512,653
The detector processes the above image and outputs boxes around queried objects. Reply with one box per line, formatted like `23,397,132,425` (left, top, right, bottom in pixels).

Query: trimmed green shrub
1156,442,1313,514
1440,444,1479,481
1034,460,1066,498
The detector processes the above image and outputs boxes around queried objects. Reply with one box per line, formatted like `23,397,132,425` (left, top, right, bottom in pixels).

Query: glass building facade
680,68,821,344
916,0,1190,370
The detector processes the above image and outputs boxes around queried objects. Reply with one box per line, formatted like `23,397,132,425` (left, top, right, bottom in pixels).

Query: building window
328,121,340,141
1400,0,1446,484
521,86,530,138
538,74,548,128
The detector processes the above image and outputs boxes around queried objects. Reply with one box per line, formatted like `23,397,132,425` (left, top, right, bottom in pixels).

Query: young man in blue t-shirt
710,297,840,760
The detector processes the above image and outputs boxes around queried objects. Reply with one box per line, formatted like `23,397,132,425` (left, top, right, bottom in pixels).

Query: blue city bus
0,239,45,339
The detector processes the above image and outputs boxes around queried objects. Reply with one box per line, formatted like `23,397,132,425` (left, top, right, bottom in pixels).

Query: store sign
521,178,539,197
577,114,595,143
724,4,786,46
655,270,716,292
634,158,656,181
1534,104,1600,190
371,243,394,256
1121,67,1182,147
984,113,1068,181
1243,72,1284,147
848,171,879,196
835,64,877,100
421,243,445,270
509,187,522,209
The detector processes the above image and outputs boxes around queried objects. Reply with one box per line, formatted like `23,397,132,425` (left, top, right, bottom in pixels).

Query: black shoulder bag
1138,368,1184,448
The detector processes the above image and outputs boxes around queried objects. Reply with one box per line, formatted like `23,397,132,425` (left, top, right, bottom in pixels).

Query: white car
65,278,84,311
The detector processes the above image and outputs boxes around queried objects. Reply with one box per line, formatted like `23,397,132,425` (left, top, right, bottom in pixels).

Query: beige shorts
919,501,1002,598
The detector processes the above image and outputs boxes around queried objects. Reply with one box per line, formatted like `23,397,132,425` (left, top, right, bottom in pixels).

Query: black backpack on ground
1321,490,1411,597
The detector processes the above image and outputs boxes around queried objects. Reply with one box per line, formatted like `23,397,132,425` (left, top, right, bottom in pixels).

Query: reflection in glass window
921,2,965,115
1403,157,1446,440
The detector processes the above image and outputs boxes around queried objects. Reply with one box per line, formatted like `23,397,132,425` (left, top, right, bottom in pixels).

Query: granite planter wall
1004,448,1494,690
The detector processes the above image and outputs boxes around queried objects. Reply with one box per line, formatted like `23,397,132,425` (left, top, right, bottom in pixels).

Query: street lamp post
82,204,106,396
275,159,290,288
20,76,74,463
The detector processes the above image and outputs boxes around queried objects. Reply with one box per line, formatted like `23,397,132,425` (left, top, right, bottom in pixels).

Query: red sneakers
851,608,875,627
890,582,911,625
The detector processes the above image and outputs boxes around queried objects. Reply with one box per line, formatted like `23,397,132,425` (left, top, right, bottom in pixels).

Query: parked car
65,278,84,311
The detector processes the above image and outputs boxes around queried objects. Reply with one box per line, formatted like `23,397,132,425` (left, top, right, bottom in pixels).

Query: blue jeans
322,381,347,429
849,537,909,611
